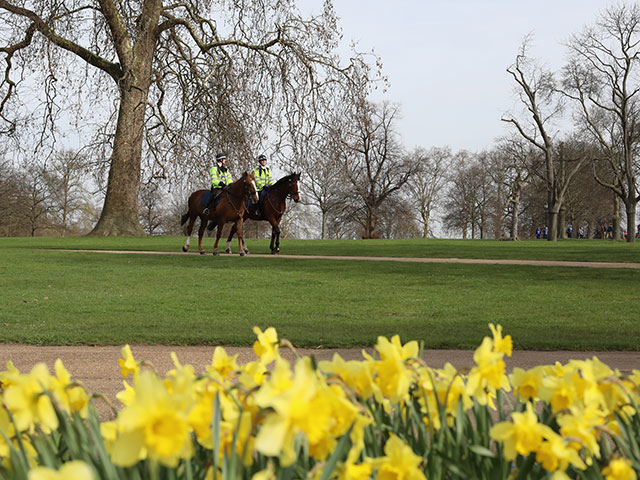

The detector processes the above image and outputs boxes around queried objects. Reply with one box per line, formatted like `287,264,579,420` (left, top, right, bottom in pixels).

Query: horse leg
270,225,281,254
197,219,207,255
226,224,237,254
182,215,196,252
273,225,281,254
212,224,222,256
236,220,246,257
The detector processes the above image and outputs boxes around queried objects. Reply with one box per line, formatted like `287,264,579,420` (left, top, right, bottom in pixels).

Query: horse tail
180,212,189,226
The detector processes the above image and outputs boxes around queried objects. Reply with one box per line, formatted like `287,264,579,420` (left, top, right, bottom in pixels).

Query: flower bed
1,325,639,479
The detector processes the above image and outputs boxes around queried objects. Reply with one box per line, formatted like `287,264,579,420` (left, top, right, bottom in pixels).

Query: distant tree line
0,3,638,241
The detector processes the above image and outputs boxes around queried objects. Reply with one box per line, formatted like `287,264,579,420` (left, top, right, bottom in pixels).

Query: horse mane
272,172,300,188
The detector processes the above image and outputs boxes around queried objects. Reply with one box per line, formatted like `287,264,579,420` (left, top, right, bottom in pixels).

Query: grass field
1,236,639,350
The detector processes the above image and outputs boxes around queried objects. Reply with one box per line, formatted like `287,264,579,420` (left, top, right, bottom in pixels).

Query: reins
266,192,285,215
224,179,254,217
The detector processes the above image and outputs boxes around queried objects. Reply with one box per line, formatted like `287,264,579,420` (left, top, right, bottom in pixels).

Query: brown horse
225,172,300,255
181,171,258,256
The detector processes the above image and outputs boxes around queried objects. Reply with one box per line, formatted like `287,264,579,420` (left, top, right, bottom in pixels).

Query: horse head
243,171,259,203
288,172,301,203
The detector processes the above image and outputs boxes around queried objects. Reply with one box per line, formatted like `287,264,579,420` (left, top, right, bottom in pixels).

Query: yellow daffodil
557,404,604,458
510,366,545,401
118,344,140,379
163,352,196,411
252,326,279,364
490,402,553,460
535,430,586,473
116,380,136,407
0,361,21,388
489,323,513,356
238,360,269,389
602,458,637,480
466,337,510,406
0,406,16,458
108,370,193,467
372,335,418,403
28,460,95,480
255,358,339,465
251,463,276,480
50,359,89,418
3,363,58,433
207,346,239,380
338,459,373,480
539,373,580,412
319,354,377,399
373,434,426,480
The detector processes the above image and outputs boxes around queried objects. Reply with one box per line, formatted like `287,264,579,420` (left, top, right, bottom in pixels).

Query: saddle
201,190,223,209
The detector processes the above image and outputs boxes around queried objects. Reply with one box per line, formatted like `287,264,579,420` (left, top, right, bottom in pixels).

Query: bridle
225,175,257,217
287,179,300,201
262,176,300,215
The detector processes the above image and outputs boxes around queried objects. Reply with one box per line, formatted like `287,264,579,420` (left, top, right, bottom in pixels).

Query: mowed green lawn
1,236,639,350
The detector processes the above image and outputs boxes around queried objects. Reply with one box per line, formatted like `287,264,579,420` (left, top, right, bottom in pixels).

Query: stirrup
202,207,210,216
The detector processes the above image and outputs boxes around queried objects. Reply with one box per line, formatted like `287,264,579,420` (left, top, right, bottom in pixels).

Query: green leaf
318,424,353,480
468,445,496,458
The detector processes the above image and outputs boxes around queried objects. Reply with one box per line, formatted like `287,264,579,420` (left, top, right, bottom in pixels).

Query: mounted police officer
203,153,233,216
253,154,273,216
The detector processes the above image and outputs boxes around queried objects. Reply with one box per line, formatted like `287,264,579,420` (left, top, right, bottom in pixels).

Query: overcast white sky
302,0,620,153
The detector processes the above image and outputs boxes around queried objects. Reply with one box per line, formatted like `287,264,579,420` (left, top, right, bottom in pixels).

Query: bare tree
45,149,93,235
19,160,51,236
563,3,640,242
443,151,491,239
493,138,535,240
0,0,375,235
290,123,351,239
338,101,417,239
0,159,22,235
138,180,163,235
503,36,586,241
405,146,451,238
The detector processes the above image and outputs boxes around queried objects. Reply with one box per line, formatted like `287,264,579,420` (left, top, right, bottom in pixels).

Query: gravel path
59,250,640,269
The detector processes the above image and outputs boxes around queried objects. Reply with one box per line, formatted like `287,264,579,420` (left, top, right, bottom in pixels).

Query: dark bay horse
181,171,258,256
225,172,300,255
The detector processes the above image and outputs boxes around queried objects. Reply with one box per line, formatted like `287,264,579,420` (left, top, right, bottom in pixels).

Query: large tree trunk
547,206,559,242
89,90,147,235
613,195,621,241
559,207,567,239
89,0,161,236
625,200,636,243
422,209,430,238
510,196,520,240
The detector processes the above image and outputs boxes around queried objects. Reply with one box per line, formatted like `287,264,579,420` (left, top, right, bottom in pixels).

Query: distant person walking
535,227,541,239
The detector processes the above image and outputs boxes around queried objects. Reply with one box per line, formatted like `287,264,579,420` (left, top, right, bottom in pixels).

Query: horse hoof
240,252,246,257
213,251,220,256
199,250,205,255
245,250,250,255
182,246,188,252
225,248,231,254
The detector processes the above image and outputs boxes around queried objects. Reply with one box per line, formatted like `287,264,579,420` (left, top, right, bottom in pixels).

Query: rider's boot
202,190,216,216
